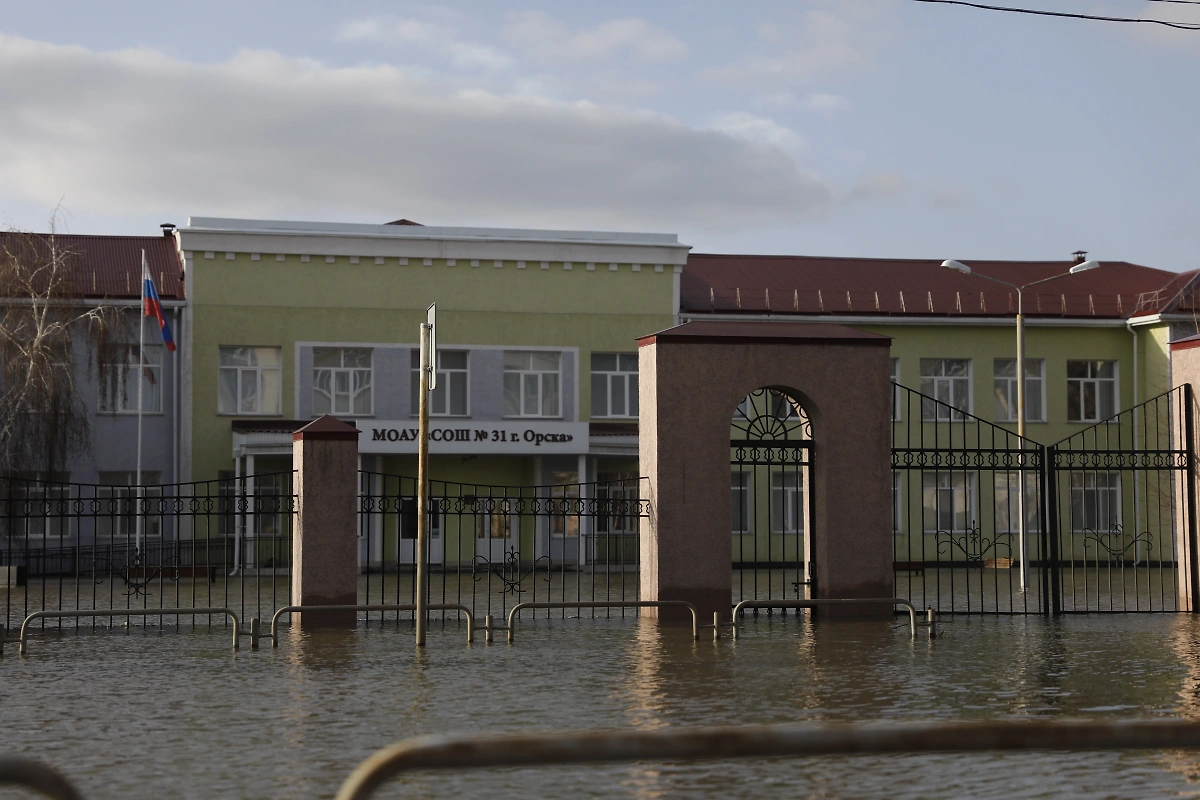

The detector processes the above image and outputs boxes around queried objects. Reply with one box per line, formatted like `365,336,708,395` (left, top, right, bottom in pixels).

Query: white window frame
218,346,281,416
313,347,374,417
6,472,71,538
591,353,638,419
731,471,752,535
922,471,977,534
97,471,163,539
993,358,1045,423
993,472,1042,534
920,358,972,421
503,351,562,418
411,349,470,417
1070,471,1122,533
1067,360,1118,424
770,470,804,535
550,472,580,538
100,345,163,414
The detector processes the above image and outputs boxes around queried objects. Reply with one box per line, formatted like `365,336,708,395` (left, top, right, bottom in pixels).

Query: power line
911,0,1200,29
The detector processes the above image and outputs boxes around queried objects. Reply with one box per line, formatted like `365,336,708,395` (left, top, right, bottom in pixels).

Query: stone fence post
292,415,360,628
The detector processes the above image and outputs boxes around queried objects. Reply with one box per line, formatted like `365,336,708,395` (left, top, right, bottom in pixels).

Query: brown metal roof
640,320,892,346
0,232,183,300
682,254,1182,320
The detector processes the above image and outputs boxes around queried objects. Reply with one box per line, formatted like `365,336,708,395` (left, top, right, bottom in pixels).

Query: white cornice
679,312,1135,328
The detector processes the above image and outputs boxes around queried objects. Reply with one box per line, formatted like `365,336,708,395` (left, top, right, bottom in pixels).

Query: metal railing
494,600,699,643
0,756,85,800
270,604,476,647
729,598,927,640
334,719,1200,800
17,608,242,656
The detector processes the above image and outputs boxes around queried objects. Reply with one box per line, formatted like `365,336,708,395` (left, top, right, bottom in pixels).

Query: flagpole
135,250,147,556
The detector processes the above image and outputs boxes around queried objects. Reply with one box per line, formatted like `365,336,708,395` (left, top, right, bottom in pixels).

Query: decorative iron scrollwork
93,552,181,598
732,388,810,441
935,522,1013,563
472,548,553,594
1081,523,1153,564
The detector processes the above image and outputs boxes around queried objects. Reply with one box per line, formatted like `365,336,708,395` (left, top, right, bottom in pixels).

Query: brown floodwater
5,613,1200,798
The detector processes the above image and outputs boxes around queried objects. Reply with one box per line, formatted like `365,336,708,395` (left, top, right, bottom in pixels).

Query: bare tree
0,221,129,475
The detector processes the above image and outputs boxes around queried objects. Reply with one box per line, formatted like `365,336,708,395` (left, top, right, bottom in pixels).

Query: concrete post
292,415,360,628
1171,339,1200,612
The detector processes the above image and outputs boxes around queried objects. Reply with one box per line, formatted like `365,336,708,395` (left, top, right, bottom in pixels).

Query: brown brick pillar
292,415,360,628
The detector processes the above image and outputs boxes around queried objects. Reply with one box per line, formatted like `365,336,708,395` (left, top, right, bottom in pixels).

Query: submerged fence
2,470,648,632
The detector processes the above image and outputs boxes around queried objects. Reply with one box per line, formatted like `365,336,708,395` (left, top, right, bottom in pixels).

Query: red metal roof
640,320,892,346
0,232,183,300
682,254,1184,320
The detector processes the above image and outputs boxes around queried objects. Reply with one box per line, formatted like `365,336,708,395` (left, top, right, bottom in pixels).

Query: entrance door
476,499,517,564
397,497,444,566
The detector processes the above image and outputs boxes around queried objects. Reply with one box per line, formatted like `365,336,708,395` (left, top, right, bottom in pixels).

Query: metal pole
415,322,431,646
1015,289,1028,591
135,250,147,556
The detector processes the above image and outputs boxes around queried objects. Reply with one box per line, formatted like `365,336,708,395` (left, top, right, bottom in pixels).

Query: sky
0,1,1198,270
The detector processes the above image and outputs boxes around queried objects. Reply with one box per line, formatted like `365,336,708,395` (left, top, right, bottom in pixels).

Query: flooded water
5,614,1200,798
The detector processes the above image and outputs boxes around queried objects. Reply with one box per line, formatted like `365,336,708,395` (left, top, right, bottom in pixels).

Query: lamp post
939,257,1100,591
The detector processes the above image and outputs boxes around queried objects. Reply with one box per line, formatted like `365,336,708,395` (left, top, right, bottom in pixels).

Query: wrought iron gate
731,388,812,604
891,384,1045,614
1046,385,1196,613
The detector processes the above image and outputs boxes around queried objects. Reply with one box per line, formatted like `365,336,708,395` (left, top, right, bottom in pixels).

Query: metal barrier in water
0,756,85,800
17,608,243,656
270,604,476,647
334,718,1200,800
729,598,928,640
495,600,700,643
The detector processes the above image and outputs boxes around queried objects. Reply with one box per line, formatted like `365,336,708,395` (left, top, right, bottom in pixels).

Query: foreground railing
335,719,1200,800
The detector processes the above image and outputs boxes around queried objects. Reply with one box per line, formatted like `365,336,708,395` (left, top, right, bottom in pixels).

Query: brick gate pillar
292,415,360,628
1170,338,1200,613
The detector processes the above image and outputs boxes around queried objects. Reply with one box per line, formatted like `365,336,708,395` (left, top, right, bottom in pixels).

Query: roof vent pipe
161,223,176,238
1073,250,1088,265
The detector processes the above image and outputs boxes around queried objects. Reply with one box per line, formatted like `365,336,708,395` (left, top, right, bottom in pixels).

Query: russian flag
142,252,176,352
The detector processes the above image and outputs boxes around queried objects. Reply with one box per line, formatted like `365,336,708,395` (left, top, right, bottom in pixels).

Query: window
920,359,971,421
994,472,1041,534
313,347,372,416
591,353,638,418
771,471,804,534
922,472,976,534
398,497,442,540
731,471,752,535
410,350,468,416
890,358,901,421
100,345,162,413
476,499,514,540
97,471,162,539
4,472,70,538
1070,471,1121,533
1067,361,1117,423
550,471,579,537
993,359,1044,423
218,347,281,415
596,472,639,535
503,351,560,417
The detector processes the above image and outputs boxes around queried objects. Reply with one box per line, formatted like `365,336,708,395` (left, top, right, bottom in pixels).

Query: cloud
0,34,835,232
502,11,687,63
707,113,807,152
707,6,886,85
801,92,850,115
336,16,512,71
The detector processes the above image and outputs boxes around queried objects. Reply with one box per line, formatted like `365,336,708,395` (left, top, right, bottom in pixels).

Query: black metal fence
356,472,648,622
1,472,295,631
1047,385,1195,612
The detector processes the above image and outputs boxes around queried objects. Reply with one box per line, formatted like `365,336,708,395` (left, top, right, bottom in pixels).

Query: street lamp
939,257,1101,591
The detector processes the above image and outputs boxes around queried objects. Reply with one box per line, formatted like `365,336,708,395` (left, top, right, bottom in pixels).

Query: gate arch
731,388,812,603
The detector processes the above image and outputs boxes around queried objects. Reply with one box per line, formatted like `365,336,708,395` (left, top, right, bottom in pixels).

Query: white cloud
801,93,850,115
707,113,807,152
0,34,835,232
502,11,687,63
707,5,887,85
336,16,513,71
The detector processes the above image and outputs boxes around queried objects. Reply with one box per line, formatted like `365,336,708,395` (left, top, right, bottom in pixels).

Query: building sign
356,420,590,455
